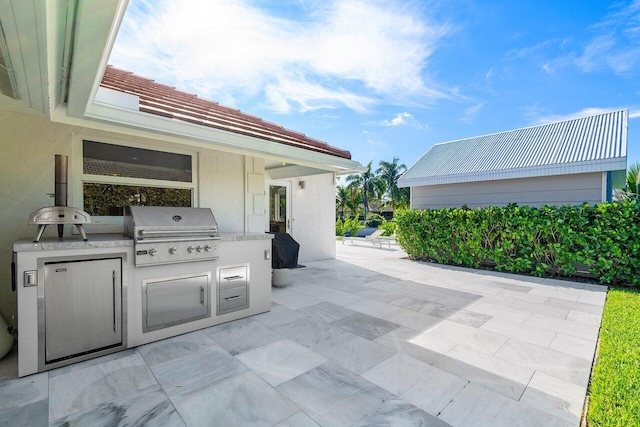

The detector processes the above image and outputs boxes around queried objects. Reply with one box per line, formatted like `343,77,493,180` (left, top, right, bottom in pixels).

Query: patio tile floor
0,242,605,426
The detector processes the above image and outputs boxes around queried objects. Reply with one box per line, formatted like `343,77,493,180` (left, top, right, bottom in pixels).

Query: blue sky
110,0,640,172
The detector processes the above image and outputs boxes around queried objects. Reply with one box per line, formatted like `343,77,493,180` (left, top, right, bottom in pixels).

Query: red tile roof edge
100,66,352,160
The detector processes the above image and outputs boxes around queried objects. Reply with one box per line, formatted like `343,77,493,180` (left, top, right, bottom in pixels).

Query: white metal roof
399,109,628,187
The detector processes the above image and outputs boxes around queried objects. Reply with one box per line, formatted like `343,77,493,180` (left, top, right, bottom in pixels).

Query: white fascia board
53,102,360,173
0,0,49,115
66,0,127,118
398,157,628,188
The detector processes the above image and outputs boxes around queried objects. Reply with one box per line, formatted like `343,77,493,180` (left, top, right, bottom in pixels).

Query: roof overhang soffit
54,0,361,174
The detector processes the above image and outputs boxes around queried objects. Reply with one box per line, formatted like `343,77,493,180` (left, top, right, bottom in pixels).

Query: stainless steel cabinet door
144,274,210,332
44,258,122,363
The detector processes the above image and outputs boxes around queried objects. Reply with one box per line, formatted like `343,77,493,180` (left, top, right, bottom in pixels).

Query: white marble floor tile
311,332,396,374
50,385,184,427
524,313,599,341
275,316,349,348
544,297,604,315
494,339,592,387
272,292,321,310
525,371,586,417
151,345,248,397
0,372,48,412
276,362,373,416
439,383,571,427
204,318,285,355
49,352,157,421
332,312,401,340
424,320,509,355
275,411,320,427
480,317,557,347
252,303,310,328
446,309,493,328
362,353,468,416
298,301,357,323
172,371,298,427
353,396,450,427
0,397,48,427
137,330,217,367
549,333,597,361
466,301,533,323
236,339,327,386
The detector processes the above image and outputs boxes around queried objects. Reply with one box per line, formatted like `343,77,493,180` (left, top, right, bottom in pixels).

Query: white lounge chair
343,229,386,248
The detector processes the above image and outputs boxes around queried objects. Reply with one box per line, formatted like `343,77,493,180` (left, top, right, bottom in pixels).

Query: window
81,140,196,216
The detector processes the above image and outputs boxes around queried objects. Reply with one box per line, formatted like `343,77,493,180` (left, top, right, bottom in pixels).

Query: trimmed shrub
395,201,640,285
335,217,363,237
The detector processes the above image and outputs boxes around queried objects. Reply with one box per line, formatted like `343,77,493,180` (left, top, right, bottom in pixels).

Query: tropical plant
345,162,384,219
626,162,639,197
335,185,350,219
346,186,364,217
376,156,407,211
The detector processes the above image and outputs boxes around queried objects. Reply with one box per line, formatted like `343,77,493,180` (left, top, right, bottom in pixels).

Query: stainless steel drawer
218,286,248,313
218,265,247,290
143,273,211,332
217,264,250,315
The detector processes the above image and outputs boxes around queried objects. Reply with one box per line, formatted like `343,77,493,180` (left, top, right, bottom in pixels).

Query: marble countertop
13,234,133,252
219,232,274,241
14,232,273,252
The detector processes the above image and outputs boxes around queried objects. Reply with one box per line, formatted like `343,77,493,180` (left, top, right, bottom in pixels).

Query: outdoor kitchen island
13,232,273,377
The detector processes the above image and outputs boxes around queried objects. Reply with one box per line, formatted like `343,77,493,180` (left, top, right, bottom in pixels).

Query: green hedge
395,201,640,285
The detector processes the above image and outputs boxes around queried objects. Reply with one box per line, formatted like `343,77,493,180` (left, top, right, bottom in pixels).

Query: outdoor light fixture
298,180,306,189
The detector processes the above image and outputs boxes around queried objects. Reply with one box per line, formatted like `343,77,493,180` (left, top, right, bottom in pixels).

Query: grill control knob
204,245,212,252
169,247,177,254
149,248,158,256
187,246,195,253
196,245,204,252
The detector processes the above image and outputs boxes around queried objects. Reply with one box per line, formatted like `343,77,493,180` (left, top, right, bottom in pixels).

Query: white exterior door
267,180,292,234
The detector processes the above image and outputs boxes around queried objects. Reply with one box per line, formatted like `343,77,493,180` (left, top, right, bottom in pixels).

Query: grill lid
124,206,218,240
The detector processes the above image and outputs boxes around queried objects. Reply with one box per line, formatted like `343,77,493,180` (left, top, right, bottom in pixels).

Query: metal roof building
400,110,628,209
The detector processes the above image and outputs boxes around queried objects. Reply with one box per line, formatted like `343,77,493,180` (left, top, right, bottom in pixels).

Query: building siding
411,173,604,210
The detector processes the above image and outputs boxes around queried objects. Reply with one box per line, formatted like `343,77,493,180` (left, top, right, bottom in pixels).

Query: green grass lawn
587,287,640,426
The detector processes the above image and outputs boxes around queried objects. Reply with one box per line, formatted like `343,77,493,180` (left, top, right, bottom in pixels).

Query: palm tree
627,162,639,195
335,185,349,219
618,162,640,200
376,156,407,211
346,186,363,218
346,162,384,220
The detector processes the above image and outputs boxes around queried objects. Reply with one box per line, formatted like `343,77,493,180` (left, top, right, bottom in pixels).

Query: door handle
287,219,290,230
112,270,117,332
200,286,205,305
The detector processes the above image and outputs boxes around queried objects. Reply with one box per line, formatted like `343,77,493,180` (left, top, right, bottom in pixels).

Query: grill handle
139,229,217,236
135,236,221,244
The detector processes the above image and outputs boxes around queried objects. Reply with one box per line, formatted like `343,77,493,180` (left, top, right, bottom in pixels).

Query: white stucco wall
0,111,249,320
0,110,338,320
290,173,336,263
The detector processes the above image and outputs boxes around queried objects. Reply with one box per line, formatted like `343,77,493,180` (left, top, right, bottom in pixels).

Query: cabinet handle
225,295,242,301
200,286,205,305
112,270,117,332
224,275,243,281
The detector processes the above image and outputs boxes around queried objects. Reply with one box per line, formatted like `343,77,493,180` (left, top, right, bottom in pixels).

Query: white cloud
533,107,640,124
379,112,422,128
574,2,640,75
110,0,451,114
460,102,484,123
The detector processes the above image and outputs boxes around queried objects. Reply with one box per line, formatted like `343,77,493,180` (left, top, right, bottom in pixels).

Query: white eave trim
398,157,628,188
53,101,360,173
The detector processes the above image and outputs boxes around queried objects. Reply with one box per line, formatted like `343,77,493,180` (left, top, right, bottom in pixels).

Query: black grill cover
271,233,300,269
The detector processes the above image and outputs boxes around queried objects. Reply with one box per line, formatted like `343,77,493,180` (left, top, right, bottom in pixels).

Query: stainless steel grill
124,206,221,266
